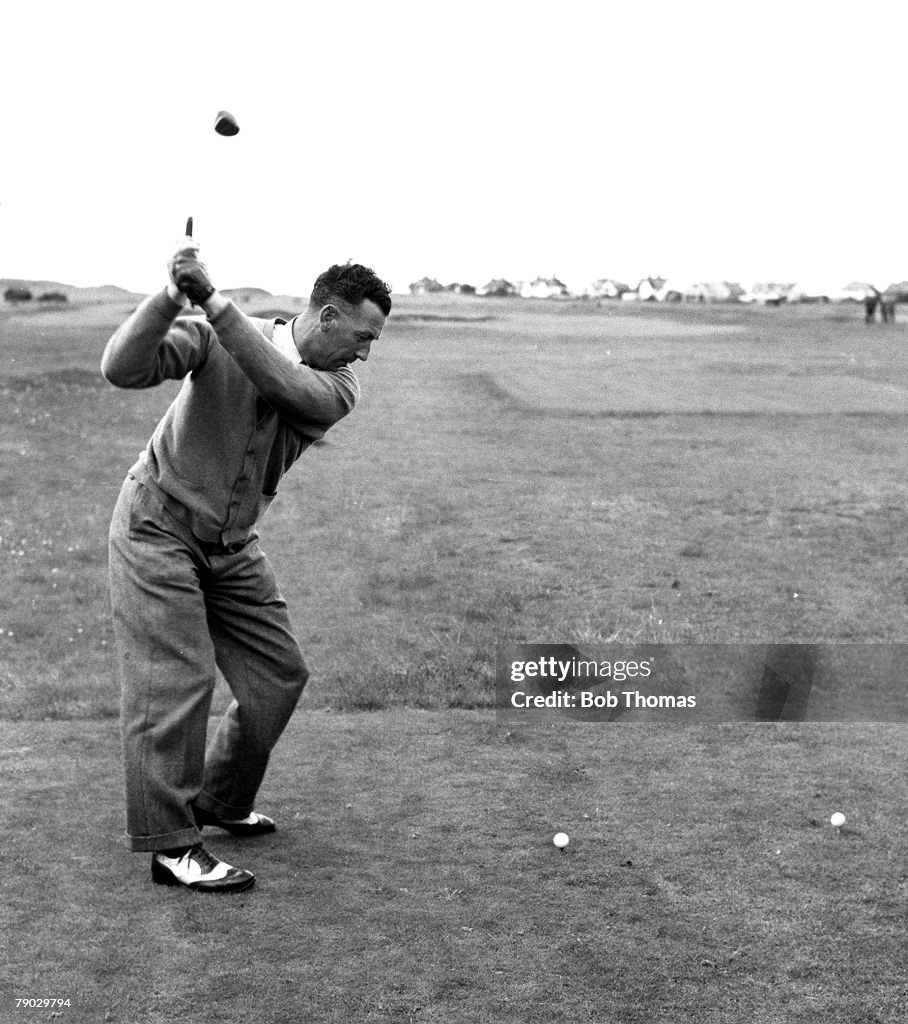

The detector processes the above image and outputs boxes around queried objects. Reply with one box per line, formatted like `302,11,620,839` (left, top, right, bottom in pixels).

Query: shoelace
184,844,219,873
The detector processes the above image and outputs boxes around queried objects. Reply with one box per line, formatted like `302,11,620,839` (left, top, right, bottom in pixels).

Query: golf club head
214,110,240,136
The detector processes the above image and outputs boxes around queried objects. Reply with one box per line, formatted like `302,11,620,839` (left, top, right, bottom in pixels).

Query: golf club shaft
185,216,193,239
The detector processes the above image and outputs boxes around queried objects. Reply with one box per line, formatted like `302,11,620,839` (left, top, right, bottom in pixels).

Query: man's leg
197,537,309,819
108,477,216,853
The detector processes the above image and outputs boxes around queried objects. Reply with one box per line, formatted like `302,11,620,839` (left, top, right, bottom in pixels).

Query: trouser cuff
194,794,254,820
125,825,201,853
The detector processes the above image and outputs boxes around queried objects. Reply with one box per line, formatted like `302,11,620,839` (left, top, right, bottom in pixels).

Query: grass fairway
1,296,906,716
1,294,906,1021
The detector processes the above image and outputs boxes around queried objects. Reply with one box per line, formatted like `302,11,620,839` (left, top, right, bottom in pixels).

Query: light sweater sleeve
206,300,360,430
100,289,212,388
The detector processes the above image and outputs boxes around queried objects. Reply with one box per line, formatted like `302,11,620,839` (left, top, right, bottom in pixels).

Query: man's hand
167,239,216,306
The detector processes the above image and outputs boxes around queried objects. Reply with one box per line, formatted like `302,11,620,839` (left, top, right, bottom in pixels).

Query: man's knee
287,658,309,698
256,639,309,703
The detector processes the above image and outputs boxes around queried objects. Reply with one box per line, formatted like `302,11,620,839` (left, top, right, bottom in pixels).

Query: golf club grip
185,216,193,238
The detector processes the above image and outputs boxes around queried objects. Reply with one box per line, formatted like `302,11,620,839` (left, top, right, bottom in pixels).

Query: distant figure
864,287,881,324
881,290,897,323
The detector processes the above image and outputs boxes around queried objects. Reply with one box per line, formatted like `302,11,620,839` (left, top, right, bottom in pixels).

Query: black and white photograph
2,1,906,1021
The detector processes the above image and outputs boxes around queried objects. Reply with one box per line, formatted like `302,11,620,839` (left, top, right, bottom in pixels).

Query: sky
2,0,907,297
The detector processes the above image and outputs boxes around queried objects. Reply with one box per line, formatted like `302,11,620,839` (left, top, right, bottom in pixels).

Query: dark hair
309,263,392,317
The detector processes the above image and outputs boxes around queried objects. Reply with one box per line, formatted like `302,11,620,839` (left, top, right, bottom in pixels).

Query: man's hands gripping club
167,222,216,307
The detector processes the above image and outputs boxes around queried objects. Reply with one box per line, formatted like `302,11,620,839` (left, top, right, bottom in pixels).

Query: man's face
304,299,386,371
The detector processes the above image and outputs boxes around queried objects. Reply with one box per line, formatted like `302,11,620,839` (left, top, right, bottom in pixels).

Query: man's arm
200,292,359,429
166,238,359,430
100,285,211,388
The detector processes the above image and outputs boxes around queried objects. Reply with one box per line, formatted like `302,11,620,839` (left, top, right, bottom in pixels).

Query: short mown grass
2,712,906,1023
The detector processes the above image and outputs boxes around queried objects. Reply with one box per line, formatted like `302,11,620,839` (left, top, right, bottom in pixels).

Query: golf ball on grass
830,812,846,828
553,832,569,849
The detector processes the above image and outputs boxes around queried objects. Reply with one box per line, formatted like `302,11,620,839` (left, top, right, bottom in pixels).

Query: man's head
293,263,392,371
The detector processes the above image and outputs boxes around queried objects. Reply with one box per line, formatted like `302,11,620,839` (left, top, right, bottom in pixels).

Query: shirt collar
271,319,302,364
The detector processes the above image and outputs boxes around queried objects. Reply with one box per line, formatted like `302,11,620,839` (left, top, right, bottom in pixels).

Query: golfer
102,236,391,892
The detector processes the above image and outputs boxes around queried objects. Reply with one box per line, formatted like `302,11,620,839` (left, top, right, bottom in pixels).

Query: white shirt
271,318,302,364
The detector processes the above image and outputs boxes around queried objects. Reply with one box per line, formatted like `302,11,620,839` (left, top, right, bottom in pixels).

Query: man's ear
319,304,339,330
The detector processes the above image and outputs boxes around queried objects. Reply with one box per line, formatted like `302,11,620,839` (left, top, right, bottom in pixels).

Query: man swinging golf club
103,224,391,892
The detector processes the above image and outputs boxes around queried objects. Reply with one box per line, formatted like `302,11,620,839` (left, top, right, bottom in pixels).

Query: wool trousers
108,475,308,852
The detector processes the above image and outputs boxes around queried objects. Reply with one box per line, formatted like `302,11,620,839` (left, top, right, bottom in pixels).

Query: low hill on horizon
0,278,307,311
221,287,273,301
1,278,148,303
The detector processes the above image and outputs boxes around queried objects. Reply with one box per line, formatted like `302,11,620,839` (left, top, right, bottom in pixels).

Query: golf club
214,110,240,136
185,111,239,240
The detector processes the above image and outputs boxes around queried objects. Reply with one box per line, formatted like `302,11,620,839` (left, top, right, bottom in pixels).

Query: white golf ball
553,832,569,849
830,812,846,828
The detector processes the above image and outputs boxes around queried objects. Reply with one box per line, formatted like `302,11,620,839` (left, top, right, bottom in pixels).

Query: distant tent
587,278,629,299
654,280,741,302
520,276,570,299
739,283,791,305
787,281,853,302
656,279,693,302
693,281,744,303
409,277,445,295
882,280,908,302
636,277,665,301
841,281,876,301
478,278,517,297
